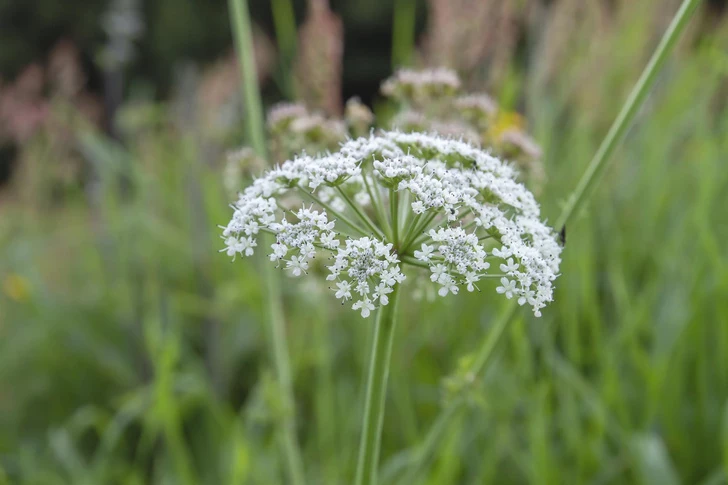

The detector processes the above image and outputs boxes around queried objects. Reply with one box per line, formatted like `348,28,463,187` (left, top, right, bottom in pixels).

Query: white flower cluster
454,93,498,117
381,67,461,100
327,238,405,317
222,130,561,317
338,131,561,316
267,102,309,129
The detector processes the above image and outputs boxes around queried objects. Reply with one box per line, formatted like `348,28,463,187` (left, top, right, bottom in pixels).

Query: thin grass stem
555,0,701,231
228,1,305,484
271,0,297,98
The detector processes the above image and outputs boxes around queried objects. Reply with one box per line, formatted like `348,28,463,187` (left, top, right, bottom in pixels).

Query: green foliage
1,4,728,485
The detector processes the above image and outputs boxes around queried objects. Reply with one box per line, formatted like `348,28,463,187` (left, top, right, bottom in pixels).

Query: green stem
229,2,304,484
337,187,386,239
363,174,393,240
386,303,517,483
355,285,402,485
390,189,400,246
400,255,429,269
264,236,306,485
271,0,297,98
401,212,438,252
555,0,701,231
300,188,370,237
391,0,416,70
229,0,267,159
399,213,422,251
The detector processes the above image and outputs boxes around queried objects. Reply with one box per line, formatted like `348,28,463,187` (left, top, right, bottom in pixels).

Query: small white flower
335,281,352,301
222,236,241,258
430,264,448,282
465,272,480,292
320,231,340,249
269,242,288,261
437,275,459,297
499,258,519,273
286,256,309,277
492,246,512,259
414,244,434,262
352,298,376,318
496,277,517,299
239,236,256,256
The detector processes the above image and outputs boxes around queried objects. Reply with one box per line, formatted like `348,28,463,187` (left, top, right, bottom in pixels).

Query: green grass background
1,1,728,484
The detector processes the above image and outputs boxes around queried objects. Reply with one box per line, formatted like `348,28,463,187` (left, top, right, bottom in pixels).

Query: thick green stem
228,1,305,484
355,284,401,485
555,0,701,230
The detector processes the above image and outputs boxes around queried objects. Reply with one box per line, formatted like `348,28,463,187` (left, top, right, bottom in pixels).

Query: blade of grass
555,0,702,231
271,0,297,98
391,0,416,70
228,1,305,484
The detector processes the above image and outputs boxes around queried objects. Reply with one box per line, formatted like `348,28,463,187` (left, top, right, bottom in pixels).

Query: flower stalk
355,284,401,485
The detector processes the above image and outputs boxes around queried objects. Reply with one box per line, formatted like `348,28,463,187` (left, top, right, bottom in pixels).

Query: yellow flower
2,273,31,302
488,110,526,140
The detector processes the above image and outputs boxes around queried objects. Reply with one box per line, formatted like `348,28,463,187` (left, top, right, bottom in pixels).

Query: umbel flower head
221,131,561,317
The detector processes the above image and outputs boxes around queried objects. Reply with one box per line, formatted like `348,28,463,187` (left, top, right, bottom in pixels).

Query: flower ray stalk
386,0,702,480
228,1,306,484
337,186,387,239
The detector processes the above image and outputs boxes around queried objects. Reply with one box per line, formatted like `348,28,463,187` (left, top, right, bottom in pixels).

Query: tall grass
1,0,727,483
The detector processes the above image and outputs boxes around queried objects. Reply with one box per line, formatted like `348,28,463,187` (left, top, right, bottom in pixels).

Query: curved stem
383,302,517,483
355,285,401,485
229,1,304,484
555,0,701,231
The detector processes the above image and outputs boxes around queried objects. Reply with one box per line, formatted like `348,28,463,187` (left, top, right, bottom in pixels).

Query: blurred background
1,0,728,483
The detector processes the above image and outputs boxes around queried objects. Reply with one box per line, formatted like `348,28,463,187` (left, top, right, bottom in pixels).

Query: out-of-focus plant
98,0,144,71
0,41,103,204
266,102,348,164
382,67,546,192
419,0,522,89
293,0,344,116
